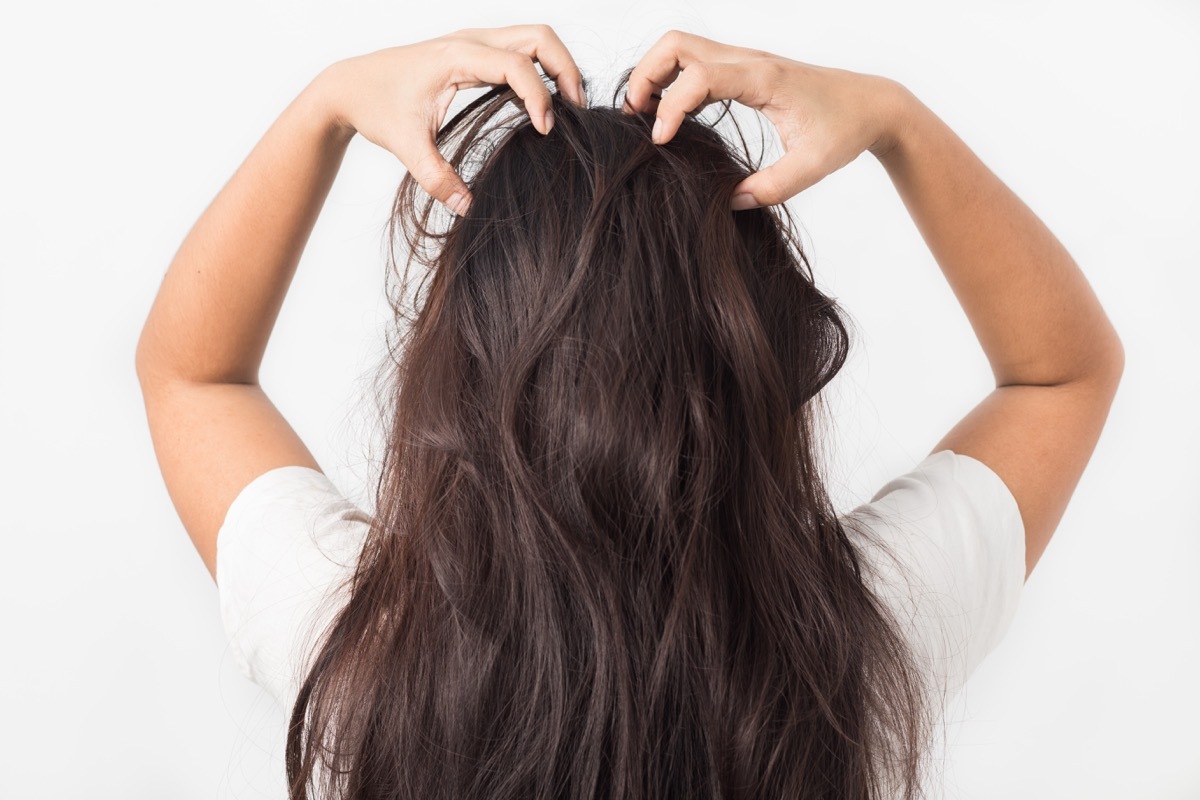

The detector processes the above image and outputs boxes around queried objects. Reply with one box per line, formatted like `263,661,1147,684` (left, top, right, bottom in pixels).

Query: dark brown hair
285,68,937,799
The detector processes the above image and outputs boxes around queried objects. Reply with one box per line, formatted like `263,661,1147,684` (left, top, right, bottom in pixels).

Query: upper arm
136,376,321,583
930,356,1124,583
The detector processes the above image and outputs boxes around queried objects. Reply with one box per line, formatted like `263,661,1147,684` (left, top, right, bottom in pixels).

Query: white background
2,1,1196,797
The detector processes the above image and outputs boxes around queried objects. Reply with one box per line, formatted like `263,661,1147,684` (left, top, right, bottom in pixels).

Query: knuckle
684,61,712,83
425,171,459,199
757,171,788,203
510,23,555,49
504,50,533,74
760,57,788,84
435,38,465,59
660,29,687,49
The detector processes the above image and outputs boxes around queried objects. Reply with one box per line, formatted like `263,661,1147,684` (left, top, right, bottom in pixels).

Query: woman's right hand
622,30,911,209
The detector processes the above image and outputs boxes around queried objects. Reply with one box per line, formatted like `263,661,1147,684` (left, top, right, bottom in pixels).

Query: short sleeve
215,465,373,709
839,449,1026,701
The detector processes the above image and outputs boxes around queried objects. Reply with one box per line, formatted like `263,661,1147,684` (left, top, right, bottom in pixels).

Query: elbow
1111,334,1126,382
134,330,168,388
134,335,149,385
1092,329,1126,395
1104,327,1125,384
134,329,153,383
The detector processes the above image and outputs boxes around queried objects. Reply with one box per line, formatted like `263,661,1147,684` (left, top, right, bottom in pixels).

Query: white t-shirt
215,449,1026,712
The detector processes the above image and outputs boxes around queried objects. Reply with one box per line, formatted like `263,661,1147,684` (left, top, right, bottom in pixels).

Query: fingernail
543,108,555,134
447,191,468,215
652,118,662,144
731,192,757,211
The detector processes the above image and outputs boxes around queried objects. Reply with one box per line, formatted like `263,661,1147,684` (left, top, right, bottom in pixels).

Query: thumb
393,133,473,216
730,150,822,210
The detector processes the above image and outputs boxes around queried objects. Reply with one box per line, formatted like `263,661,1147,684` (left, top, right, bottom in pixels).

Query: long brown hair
285,69,937,799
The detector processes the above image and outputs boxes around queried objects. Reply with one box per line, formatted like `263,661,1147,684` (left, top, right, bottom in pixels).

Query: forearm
135,67,355,386
872,84,1123,388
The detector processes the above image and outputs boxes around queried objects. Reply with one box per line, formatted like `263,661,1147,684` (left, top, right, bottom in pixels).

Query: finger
457,42,556,134
459,24,586,107
624,72,674,117
515,24,587,107
389,123,473,215
624,29,730,115
652,60,770,144
622,90,663,117
624,54,681,116
730,149,822,209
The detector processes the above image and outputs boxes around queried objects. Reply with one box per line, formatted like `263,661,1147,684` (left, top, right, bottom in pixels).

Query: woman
135,25,1124,800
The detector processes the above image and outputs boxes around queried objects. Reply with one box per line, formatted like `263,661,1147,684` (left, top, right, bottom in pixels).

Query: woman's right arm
871,85,1124,581
625,31,1125,581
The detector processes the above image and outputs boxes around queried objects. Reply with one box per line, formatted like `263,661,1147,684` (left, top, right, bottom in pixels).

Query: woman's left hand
316,25,585,216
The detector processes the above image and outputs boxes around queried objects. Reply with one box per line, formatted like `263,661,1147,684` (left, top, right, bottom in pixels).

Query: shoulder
839,449,1026,699
215,465,373,706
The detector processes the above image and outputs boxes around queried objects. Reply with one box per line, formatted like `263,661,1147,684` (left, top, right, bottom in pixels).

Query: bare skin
137,25,1122,587
625,30,1125,580
135,25,584,582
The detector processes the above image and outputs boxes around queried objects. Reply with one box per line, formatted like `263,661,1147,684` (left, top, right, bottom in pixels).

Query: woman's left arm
136,25,583,583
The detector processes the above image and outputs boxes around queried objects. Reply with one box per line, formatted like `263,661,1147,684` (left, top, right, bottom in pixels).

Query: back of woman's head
285,70,936,800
